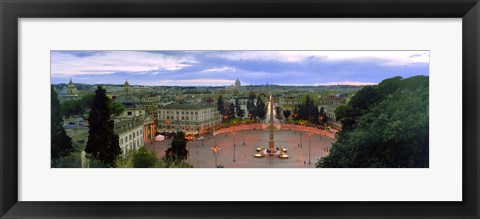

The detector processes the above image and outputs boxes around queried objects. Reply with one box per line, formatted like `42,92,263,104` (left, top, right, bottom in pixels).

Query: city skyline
51,50,429,86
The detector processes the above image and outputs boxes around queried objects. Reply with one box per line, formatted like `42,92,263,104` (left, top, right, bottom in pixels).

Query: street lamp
232,130,237,162
300,131,303,147
242,121,245,145
299,122,305,147
210,145,221,168
307,132,313,164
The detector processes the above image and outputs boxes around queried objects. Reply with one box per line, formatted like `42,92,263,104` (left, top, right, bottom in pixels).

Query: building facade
157,104,222,134
115,116,156,155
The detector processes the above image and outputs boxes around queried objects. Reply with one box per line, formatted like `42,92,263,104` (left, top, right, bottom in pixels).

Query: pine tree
234,98,244,118
85,86,121,167
51,86,74,159
165,131,189,161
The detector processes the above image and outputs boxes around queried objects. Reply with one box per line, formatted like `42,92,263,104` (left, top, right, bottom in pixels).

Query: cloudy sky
51,50,429,86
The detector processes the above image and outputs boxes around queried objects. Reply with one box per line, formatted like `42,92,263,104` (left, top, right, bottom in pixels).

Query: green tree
293,104,298,120
51,151,81,168
334,86,381,131
61,94,93,120
246,93,256,119
318,76,429,168
62,94,123,120
217,95,225,116
319,106,328,125
255,97,266,120
275,106,282,119
51,86,74,159
234,98,245,118
165,131,189,161
237,109,245,118
295,94,320,124
158,157,193,168
283,109,291,119
227,102,236,120
85,86,121,167
132,147,158,168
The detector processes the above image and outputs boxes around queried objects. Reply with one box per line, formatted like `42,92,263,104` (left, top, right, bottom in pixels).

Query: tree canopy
51,86,74,159
61,94,124,120
293,94,321,125
217,95,225,116
247,93,256,119
85,86,121,167
255,96,266,120
318,76,429,168
283,109,291,119
234,98,245,118
132,147,158,168
165,131,189,162
227,102,236,121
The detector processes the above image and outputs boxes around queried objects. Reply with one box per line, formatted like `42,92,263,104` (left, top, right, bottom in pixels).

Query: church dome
114,93,142,109
65,78,78,98
235,78,241,87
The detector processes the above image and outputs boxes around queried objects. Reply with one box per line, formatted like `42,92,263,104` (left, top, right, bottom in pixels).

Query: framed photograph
1,0,479,218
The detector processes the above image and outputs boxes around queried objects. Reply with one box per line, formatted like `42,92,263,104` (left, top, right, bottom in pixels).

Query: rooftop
158,103,216,110
114,118,144,134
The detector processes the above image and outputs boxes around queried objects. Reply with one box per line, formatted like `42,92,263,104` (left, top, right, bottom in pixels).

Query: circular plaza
145,127,336,168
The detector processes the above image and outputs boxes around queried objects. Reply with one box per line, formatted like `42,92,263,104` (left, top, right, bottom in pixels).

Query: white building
229,98,249,118
115,116,156,155
157,104,222,134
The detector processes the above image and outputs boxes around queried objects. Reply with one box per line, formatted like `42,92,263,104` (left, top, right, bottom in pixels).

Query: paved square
145,130,336,168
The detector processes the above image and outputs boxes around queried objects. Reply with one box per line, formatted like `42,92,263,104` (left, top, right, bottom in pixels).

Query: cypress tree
85,86,121,167
217,95,225,116
255,97,266,120
51,86,74,159
234,98,244,118
227,102,236,120
247,94,256,120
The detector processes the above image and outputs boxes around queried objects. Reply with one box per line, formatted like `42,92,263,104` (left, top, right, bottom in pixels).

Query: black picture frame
1,0,479,218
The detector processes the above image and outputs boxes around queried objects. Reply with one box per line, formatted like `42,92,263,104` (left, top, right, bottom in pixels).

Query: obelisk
268,94,275,152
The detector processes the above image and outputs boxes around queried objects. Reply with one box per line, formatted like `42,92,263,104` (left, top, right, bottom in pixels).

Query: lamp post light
319,115,325,124
300,131,303,147
300,122,303,147
210,145,221,168
307,132,313,164
242,121,246,145
232,130,237,162
299,122,304,147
